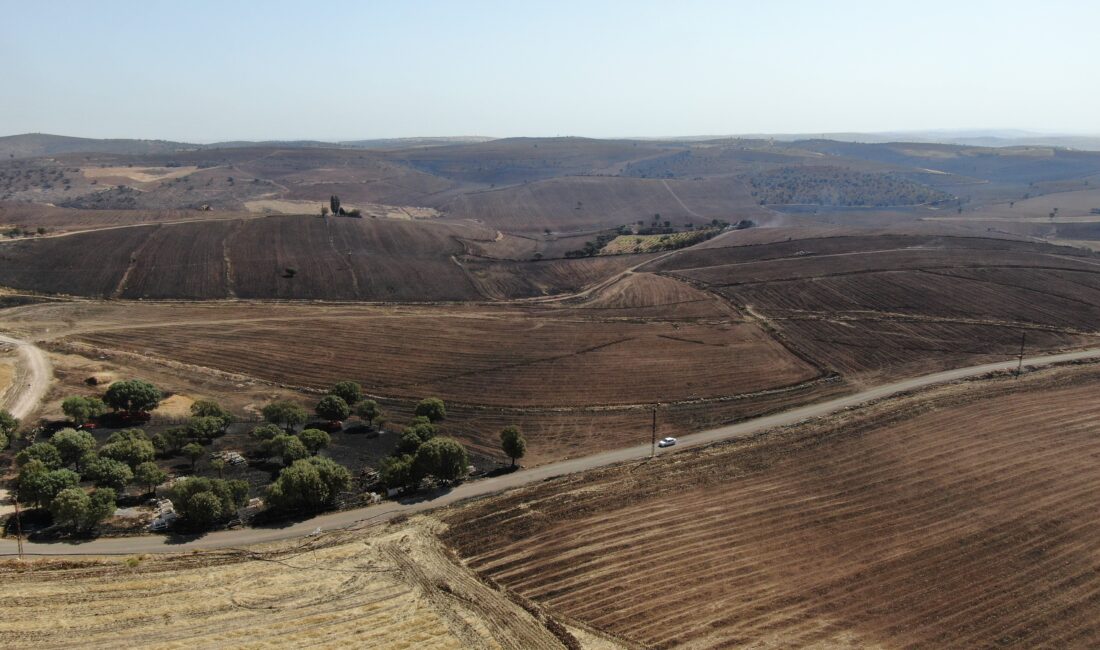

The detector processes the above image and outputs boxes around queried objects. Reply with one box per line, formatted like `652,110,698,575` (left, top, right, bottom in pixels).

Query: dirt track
2,346,1099,557
0,334,49,420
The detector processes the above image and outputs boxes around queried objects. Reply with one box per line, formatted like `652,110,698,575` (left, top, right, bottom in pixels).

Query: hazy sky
2,0,1097,141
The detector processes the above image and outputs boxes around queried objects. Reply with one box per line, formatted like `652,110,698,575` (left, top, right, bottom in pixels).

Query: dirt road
3,347,1099,556
0,334,50,421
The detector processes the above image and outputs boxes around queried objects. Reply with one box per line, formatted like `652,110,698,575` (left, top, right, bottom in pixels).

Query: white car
658,437,677,448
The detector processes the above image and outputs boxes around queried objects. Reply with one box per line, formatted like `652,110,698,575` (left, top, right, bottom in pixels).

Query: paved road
3,347,1099,556
0,334,50,421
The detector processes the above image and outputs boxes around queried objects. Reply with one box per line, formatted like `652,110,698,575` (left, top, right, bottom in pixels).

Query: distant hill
0,133,497,159
0,133,196,159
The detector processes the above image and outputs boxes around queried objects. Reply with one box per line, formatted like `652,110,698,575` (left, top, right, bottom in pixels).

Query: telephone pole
13,497,24,561
1016,332,1027,379
651,406,657,458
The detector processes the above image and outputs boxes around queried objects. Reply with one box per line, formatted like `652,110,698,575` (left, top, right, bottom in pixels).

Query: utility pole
651,406,657,458
13,497,24,561
1016,332,1027,379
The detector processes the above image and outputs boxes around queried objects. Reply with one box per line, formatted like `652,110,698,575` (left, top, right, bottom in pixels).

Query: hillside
445,362,1100,647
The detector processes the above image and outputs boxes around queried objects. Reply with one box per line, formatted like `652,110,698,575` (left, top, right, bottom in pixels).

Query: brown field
0,215,498,301
64,302,816,408
0,518,570,649
442,176,768,233
444,363,1100,648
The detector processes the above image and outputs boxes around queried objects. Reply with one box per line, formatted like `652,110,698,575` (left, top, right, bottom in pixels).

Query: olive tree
298,428,331,455
330,381,363,407
262,401,308,432
315,395,350,422
500,425,527,467
134,461,168,495
414,397,446,423
61,396,107,424
354,399,384,428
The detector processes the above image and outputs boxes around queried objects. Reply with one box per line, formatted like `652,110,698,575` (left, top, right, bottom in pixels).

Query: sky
1,0,1098,142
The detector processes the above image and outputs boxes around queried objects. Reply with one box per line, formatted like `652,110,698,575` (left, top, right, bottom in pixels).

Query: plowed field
445,364,1100,648
68,304,816,408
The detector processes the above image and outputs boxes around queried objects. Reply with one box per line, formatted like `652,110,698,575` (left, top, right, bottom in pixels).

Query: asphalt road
3,347,1099,557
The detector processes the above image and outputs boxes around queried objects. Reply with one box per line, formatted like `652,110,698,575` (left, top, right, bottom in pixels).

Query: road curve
3,347,1100,556
0,334,51,421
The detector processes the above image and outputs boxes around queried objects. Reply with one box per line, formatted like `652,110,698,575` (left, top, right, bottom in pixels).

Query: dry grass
0,518,566,649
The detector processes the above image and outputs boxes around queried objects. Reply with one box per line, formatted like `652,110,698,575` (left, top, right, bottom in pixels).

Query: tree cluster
379,398,469,491
746,166,952,207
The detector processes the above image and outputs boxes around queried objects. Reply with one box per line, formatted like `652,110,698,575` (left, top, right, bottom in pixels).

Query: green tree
396,418,437,454
184,491,223,529
250,423,284,440
151,427,189,457
50,428,97,468
134,461,168,495
267,457,350,512
500,425,527,467
0,409,19,449
190,399,232,431
61,396,107,424
379,454,416,490
186,415,225,443
262,401,308,432
315,394,350,422
103,379,162,413
330,381,363,406
17,460,80,507
210,457,226,478
298,428,331,455
84,456,133,491
49,487,91,531
182,442,204,471
330,195,341,216
413,437,469,483
169,477,248,530
353,399,383,428
99,429,155,468
266,434,309,466
51,487,116,532
414,397,446,423
16,441,62,469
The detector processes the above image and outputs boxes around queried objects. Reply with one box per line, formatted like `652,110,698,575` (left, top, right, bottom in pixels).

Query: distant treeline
747,166,952,207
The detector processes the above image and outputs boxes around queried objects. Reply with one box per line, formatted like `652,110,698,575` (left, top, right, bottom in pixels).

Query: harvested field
0,215,495,301
462,254,657,300
442,176,766,233
67,305,817,408
0,202,255,233
445,363,1100,648
559,272,732,319
0,518,568,649
723,268,1100,330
